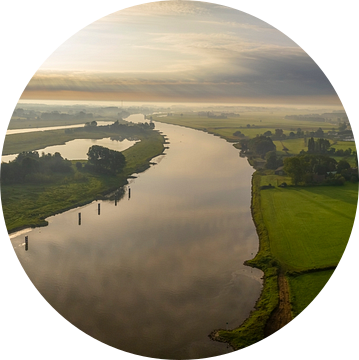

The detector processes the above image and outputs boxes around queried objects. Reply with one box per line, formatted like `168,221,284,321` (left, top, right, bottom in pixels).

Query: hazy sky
21,0,341,106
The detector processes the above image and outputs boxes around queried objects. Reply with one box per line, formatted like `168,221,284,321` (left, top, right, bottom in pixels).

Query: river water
10,114,263,359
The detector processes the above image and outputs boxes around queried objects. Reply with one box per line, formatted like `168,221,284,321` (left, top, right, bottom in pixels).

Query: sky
21,0,341,106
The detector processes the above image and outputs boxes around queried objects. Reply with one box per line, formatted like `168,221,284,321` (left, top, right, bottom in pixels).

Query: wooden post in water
128,187,131,200
25,236,28,251
78,212,81,225
98,203,101,215
115,198,117,206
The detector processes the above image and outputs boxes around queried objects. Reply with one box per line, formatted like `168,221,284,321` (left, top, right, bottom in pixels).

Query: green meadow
153,112,338,142
3,128,124,155
260,180,357,271
331,141,356,151
288,269,335,316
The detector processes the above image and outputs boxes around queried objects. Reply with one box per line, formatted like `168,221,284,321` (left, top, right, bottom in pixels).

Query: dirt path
264,273,292,336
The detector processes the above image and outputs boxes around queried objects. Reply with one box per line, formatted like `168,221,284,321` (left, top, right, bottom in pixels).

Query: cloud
99,0,212,21
22,1,339,105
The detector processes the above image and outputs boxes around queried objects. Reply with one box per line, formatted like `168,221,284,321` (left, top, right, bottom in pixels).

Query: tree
265,151,282,170
87,145,126,174
275,129,283,138
337,159,351,173
284,157,303,185
308,137,315,153
248,136,276,157
338,122,347,131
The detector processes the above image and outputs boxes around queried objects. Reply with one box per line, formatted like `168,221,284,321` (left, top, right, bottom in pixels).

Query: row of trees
1,144,128,184
1,151,73,184
306,137,356,160
307,137,331,153
283,154,357,186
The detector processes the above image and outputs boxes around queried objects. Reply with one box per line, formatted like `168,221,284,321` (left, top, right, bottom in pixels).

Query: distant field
260,180,357,271
331,141,356,151
273,138,308,155
7,117,114,129
152,113,337,142
288,269,335,316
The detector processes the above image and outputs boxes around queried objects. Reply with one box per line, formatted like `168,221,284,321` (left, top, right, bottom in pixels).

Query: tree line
283,154,357,186
1,151,73,184
306,137,355,158
1,145,127,185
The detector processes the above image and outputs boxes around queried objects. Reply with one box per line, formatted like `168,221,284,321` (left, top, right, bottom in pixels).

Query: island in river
1,121,165,232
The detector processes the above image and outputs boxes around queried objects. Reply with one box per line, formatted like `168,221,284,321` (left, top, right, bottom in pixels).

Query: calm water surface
2,137,139,163
11,114,263,359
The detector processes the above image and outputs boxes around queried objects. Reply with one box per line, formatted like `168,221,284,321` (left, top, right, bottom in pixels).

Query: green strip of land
1,130,165,232
3,128,124,155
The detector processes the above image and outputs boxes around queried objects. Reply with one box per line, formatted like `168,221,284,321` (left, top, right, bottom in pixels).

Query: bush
324,174,345,186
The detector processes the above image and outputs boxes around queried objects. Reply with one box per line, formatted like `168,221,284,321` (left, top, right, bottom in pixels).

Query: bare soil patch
264,273,292,336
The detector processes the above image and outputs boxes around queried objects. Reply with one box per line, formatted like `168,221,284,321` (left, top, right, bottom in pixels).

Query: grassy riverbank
152,113,357,350
1,130,165,233
212,172,357,350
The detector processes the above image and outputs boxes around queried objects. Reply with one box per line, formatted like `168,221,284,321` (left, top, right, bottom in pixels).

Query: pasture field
152,112,337,142
331,140,356,151
7,116,119,129
273,138,308,155
260,180,357,271
288,269,335,316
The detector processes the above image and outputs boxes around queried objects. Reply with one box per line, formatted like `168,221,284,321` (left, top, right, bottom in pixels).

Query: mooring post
98,203,101,215
128,187,131,199
78,212,81,225
25,236,28,251
115,198,117,206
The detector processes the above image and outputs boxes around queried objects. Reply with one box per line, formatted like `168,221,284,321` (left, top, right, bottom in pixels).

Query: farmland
153,111,357,350
260,180,357,271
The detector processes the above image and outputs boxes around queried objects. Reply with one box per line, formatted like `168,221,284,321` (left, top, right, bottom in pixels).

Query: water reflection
11,115,262,359
2,137,139,162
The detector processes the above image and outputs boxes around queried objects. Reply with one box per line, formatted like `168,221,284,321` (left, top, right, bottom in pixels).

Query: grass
212,173,279,350
153,113,357,348
1,130,165,232
331,141,356,151
288,269,335,316
152,113,338,143
7,116,118,129
208,171,357,350
2,128,124,155
260,180,357,271
273,138,308,155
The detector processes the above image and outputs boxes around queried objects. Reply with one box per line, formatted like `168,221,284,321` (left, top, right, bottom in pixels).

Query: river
10,114,263,359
